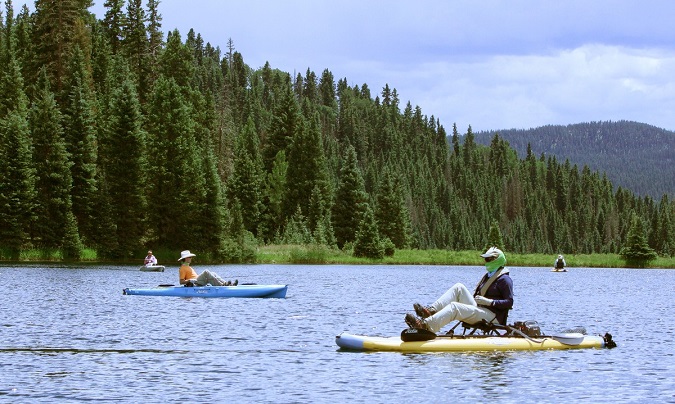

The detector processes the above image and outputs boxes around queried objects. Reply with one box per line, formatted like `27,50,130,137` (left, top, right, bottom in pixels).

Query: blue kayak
123,284,287,298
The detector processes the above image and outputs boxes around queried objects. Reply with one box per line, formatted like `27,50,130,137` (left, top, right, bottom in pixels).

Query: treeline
474,121,675,199
0,0,672,262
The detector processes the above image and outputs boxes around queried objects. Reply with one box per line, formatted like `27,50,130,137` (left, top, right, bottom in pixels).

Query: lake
0,263,673,403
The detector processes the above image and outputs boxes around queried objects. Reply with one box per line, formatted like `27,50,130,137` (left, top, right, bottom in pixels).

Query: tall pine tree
332,144,368,249
100,66,147,258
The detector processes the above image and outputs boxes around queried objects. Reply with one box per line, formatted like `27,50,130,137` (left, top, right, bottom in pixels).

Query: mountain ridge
473,120,675,199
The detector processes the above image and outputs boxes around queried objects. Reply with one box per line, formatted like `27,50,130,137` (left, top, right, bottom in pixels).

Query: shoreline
2,246,674,269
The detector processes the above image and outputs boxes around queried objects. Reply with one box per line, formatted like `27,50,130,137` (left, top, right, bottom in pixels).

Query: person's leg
424,303,496,333
196,270,227,286
429,283,475,312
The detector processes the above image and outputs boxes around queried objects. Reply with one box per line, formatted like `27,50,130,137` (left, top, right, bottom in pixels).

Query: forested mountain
474,121,675,199
0,0,672,261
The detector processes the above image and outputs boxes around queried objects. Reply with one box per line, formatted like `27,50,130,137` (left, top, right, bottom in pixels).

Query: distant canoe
551,268,568,272
139,265,165,272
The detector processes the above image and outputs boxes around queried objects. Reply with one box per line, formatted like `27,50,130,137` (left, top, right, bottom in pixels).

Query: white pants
424,283,497,333
196,270,227,286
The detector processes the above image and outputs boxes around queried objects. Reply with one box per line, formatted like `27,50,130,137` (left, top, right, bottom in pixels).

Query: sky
17,0,675,132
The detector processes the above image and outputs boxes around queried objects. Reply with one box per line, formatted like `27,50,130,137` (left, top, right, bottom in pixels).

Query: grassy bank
256,245,675,269
2,245,674,268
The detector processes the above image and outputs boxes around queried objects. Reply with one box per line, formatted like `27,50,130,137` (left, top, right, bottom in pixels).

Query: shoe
232,279,238,286
414,303,435,318
405,313,429,330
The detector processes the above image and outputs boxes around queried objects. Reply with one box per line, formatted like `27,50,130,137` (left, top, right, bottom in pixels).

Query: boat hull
139,265,165,272
123,284,287,298
335,332,605,352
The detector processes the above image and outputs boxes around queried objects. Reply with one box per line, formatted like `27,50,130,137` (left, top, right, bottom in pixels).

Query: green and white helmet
481,247,506,272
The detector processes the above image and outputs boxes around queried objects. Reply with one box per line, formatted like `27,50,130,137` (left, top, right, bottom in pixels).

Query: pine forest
0,0,673,262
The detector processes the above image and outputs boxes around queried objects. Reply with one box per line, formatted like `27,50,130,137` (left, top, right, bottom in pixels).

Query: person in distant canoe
554,254,566,271
404,247,514,332
178,250,237,286
144,250,158,267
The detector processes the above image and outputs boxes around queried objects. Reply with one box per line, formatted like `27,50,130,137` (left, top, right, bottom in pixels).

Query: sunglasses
484,256,496,262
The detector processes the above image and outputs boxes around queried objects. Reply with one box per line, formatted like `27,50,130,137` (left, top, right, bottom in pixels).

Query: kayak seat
444,320,508,336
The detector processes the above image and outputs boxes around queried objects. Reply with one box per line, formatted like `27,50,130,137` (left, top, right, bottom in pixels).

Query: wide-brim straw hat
178,250,197,261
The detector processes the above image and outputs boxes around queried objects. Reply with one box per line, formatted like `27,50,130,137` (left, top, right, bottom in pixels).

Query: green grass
256,245,675,268
2,245,674,268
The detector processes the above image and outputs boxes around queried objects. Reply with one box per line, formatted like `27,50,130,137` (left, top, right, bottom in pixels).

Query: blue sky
19,0,675,132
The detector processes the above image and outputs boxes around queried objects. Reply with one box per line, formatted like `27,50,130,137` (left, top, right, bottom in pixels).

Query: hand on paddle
474,295,493,306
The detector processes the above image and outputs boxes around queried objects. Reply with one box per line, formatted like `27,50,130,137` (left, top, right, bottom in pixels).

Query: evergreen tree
619,213,658,267
159,29,194,89
146,0,163,85
262,150,288,242
227,117,264,236
657,195,673,256
221,198,256,263
263,83,300,171
285,110,331,221
332,145,368,249
63,46,98,245
194,144,227,254
92,174,118,258
0,106,36,258
101,70,147,258
485,220,504,251
102,0,125,53
122,0,149,103
31,0,89,97
374,170,410,249
318,68,337,109
29,70,81,254
353,204,384,259
145,75,200,249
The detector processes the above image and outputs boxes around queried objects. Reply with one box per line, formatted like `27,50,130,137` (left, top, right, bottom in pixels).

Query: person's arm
179,266,188,284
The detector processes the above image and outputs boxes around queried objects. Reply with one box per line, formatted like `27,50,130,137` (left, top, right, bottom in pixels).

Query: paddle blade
401,328,437,342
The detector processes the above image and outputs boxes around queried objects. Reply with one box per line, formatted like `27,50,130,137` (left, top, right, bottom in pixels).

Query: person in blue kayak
144,250,158,267
554,254,566,270
405,246,514,332
178,250,237,286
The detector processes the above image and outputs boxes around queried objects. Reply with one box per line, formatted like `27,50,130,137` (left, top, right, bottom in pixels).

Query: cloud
358,44,675,131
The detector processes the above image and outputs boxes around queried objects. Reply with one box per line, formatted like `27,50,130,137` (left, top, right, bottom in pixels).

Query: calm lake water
0,263,673,403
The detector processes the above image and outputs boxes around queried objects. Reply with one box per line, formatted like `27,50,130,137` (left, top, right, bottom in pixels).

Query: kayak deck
123,284,287,298
336,332,607,352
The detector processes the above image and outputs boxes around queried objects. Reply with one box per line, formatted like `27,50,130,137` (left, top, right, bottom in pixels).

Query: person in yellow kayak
405,247,514,332
178,250,237,286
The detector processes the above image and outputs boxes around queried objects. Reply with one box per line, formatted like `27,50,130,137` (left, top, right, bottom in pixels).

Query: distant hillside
474,121,675,199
